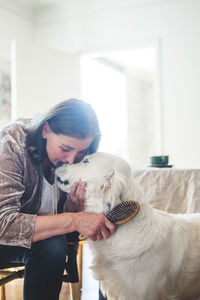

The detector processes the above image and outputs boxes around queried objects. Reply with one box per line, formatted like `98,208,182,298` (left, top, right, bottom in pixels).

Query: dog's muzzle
56,176,69,185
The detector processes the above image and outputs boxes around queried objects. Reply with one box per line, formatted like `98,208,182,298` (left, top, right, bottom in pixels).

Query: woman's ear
42,122,51,139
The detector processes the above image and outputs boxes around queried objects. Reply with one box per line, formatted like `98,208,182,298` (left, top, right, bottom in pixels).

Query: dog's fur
55,152,200,300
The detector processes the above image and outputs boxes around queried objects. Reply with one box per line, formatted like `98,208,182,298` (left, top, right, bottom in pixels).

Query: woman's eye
61,147,70,152
83,158,89,163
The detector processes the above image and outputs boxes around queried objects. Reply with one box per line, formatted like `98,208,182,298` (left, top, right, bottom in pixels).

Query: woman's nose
62,153,76,164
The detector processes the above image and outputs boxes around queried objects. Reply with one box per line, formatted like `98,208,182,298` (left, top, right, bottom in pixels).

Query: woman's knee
28,235,67,265
23,236,67,300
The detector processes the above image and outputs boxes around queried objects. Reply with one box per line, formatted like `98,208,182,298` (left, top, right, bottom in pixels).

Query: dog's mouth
56,176,69,185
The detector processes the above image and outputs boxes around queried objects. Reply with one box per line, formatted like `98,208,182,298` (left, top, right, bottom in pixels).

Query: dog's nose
55,162,64,169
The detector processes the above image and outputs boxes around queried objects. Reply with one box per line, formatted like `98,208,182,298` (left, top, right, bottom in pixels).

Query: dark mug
150,155,169,166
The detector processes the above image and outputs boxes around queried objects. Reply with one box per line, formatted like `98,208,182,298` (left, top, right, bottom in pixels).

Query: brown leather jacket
0,120,64,249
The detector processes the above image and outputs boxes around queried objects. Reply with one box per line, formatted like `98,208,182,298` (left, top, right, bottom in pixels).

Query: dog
55,152,200,300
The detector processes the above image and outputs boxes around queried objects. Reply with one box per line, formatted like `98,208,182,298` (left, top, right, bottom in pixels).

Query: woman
0,98,115,300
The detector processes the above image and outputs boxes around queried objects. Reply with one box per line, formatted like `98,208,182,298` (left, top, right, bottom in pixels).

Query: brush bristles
79,200,140,240
106,201,140,225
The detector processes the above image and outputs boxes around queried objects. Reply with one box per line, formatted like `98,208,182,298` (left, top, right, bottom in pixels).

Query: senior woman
0,98,115,300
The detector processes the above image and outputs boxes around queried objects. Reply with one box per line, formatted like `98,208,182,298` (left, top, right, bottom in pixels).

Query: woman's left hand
65,181,87,212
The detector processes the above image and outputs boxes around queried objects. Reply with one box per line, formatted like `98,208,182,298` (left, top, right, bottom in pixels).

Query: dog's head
55,152,135,214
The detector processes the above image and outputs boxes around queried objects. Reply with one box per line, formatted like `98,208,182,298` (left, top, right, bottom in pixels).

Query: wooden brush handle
79,233,87,240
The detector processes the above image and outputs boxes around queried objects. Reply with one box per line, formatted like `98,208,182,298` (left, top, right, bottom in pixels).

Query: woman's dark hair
26,98,101,163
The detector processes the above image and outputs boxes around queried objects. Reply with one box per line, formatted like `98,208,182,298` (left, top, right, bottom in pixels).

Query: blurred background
0,0,200,168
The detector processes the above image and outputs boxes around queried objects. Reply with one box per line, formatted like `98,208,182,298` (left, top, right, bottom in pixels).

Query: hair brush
79,200,140,240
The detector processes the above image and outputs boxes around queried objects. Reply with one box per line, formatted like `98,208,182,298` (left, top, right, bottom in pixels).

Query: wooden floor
2,278,71,300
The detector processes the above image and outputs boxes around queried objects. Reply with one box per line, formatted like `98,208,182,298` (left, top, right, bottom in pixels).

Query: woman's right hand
33,211,116,244
73,211,116,241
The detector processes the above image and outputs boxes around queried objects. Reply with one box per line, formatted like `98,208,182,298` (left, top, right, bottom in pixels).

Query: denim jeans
99,288,107,300
0,235,67,300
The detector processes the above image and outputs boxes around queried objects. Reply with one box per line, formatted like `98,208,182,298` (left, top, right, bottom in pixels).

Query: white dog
55,152,200,300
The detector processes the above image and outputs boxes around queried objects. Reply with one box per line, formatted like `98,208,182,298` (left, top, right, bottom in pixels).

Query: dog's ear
105,170,114,191
105,170,114,181
99,170,114,192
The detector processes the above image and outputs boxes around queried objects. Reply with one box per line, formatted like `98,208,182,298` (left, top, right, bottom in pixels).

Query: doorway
81,46,158,167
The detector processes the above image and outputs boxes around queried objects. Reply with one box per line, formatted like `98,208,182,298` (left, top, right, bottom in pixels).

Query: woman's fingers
69,181,87,206
100,218,116,240
70,182,79,203
104,217,116,235
75,212,116,241
76,181,87,201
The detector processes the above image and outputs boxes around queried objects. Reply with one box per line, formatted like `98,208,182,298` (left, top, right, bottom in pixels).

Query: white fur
55,152,200,300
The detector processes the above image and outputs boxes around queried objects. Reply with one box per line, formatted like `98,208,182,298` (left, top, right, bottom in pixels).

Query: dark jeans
99,287,107,300
0,235,67,300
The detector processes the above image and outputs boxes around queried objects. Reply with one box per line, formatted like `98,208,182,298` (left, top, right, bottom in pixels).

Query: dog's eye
83,158,89,163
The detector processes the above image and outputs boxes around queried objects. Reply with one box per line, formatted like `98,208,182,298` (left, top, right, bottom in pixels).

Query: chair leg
0,285,6,300
77,242,83,289
69,282,80,300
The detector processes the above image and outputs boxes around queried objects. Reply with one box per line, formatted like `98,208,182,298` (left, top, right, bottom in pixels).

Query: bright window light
81,56,128,159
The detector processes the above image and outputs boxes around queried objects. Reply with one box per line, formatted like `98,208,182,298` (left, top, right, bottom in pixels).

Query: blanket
133,168,200,213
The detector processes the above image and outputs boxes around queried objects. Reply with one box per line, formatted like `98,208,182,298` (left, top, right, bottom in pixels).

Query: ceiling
0,0,171,22
0,0,58,21
0,0,157,74
2,0,57,10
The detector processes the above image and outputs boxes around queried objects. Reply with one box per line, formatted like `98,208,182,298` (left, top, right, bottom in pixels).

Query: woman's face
42,122,94,165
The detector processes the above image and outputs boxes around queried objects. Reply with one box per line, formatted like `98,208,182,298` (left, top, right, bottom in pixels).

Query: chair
64,239,81,300
0,263,24,300
0,235,83,300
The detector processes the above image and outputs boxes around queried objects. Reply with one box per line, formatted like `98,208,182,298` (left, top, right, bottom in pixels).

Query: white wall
0,7,34,123
36,0,200,168
0,7,34,61
15,43,80,118
0,7,80,120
